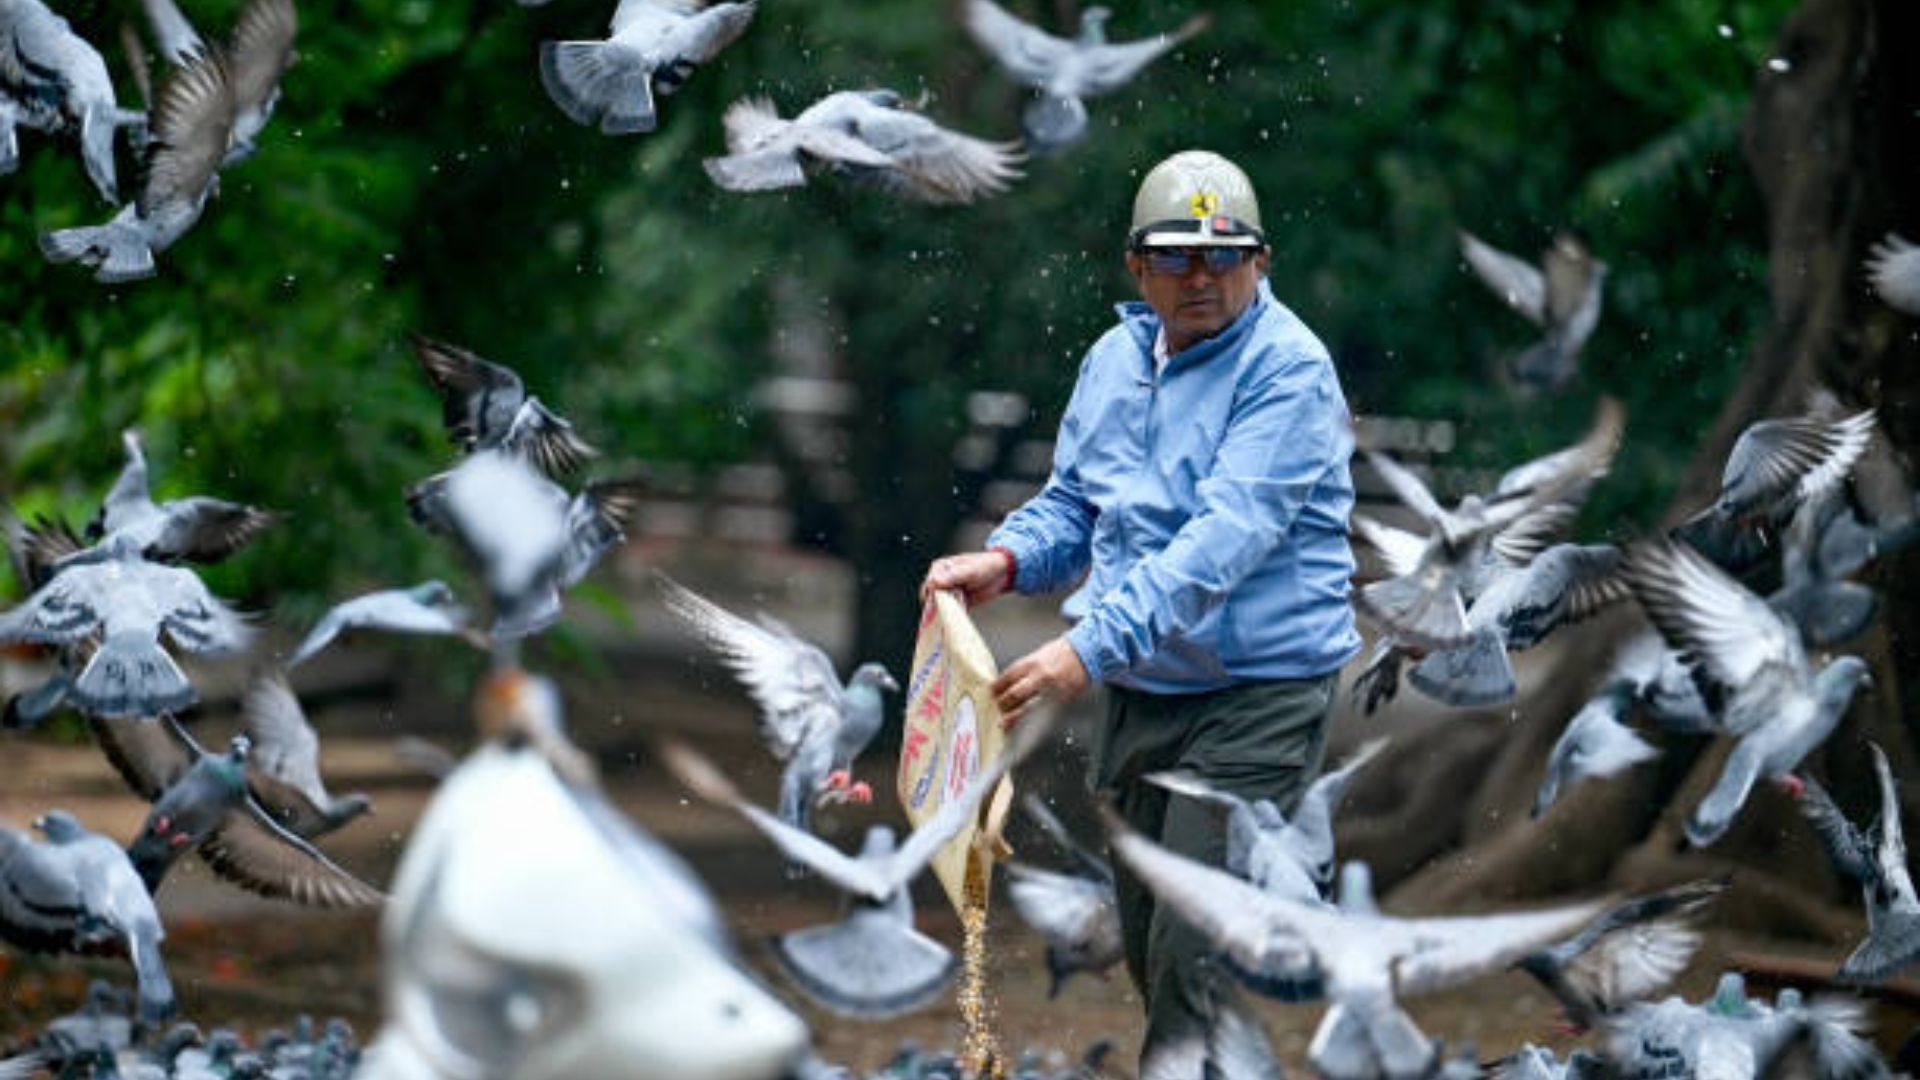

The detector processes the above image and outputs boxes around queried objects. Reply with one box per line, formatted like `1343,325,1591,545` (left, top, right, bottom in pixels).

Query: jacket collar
1112,279,1275,375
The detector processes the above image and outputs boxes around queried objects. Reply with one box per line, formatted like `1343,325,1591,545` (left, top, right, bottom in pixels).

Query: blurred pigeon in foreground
0,811,173,1023
661,711,1050,1018
1800,745,1920,983
1625,539,1871,847
1105,809,1605,1080
1515,880,1722,1033
1606,973,1888,1080
1493,1044,1607,1080
99,717,382,907
139,0,296,166
1006,795,1121,997
286,580,477,668
659,573,896,829
540,0,754,135
410,334,597,477
75,429,278,567
470,665,598,789
963,0,1209,150
1138,989,1285,1080
1867,233,1920,315
239,671,372,838
1459,230,1607,391
0,981,139,1079
705,89,1023,204
0,0,143,201
41,51,233,283
1532,680,1658,819
0,535,252,717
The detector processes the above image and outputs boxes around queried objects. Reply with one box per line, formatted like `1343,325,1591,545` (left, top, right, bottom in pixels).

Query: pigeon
1493,1044,1608,1080
286,580,477,668
1458,230,1608,391
1606,973,1888,1080
72,430,278,567
470,664,598,789
1006,796,1121,997
2,510,90,729
1532,679,1659,819
0,0,144,201
1354,396,1622,652
0,980,141,1078
1867,232,1920,315
1608,628,1714,735
0,810,174,1022
99,718,383,907
658,573,898,831
1627,538,1873,847
1768,490,1880,648
138,0,295,166
962,0,1210,150
40,50,232,283
1104,817,1605,1080
0,534,252,717
660,710,1050,1018
704,89,1024,204
238,671,373,839
1800,744,1920,983
1514,880,1723,1033
1138,989,1285,1080
409,334,596,477
539,0,754,135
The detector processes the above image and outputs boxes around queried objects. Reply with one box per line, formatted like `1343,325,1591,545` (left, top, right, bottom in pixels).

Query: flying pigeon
409,334,596,477
238,671,372,839
2,510,90,729
0,0,144,201
539,0,754,136
1104,815,1605,1080
1006,795,1121,997
1800,745,1920,983
98,718,383,907
72,430,278,567
963,0,1210,150
138,0,296,166
286,580,477,668
1608,627,1714,735
705,89,1024,204
658,572,897,831
1459,230,1607,391
0,535,252,717
1867,233,1920,316
660,710,1050,1018
1624,538,1872,848
1354,396,1623,652
0,810,174,1022
40,51,233,283
1532,680,1658,819
1769,490,1881,648
1514,880,1723,1033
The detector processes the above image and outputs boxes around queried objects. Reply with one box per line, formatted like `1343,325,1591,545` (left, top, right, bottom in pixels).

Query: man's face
1126,244,1270,354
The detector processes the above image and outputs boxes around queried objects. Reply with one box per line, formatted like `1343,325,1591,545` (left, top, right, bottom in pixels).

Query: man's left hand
992,637,1089,727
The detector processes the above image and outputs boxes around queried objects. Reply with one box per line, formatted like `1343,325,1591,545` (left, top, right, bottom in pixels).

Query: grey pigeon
2,510,89,730
1606,973,1888,1080
1800,744,1920,983
40,51,232,283
659,572,898,830
0,0,143,201
0,534,252,717
238,671,372,839
1492,1045,1607,1080
660,711,1050,1018
1624,538,1872,848
0,810,173,1022
1532,679,1658,819
1514,880,1722,1032
1867,232,1920,316
410,334,596,477
1608,628,1714,735
1006,796,1120,997
139,0,295,166
107,720,383,907
0,981,141,1078
1104,813,1604,1080
1769,490,1880,648
539,0,754,135
75,429,278,566
1138,990,1285,1080
963,0,1209,150
286,580,476,668
1459,231,1607,391
705,89,1024,204
1355,397,1622,652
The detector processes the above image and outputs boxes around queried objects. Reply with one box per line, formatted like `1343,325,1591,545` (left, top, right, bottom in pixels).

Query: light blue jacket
987,279,1360,693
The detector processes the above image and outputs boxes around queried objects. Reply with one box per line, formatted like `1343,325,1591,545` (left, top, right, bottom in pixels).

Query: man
921,149,1359,1065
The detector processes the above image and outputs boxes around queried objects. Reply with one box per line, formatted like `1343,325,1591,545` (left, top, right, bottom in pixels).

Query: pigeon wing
138,52,233,218
198,800,383,908
1072,15,1210,97
1006,864,1111,943
88,714,201,802
0,566,107,645
239,672,330,809
962,0,1073,88
1021,794,1111,882
1364,451,1451,530
407,334,528,450
147,563,253,655
1722,411,1876,515
850,106,1023,205
1352,514,1428,579
1868,233,1920,315
224,0,296,116
8,512,86,589
876,709,1054,893
1390,900,1608,996
1870,744,1919,909
500,399,598,478
1485,396,1625,563
1623,539,1805,724
1460,231,1547,324
151,497,277,563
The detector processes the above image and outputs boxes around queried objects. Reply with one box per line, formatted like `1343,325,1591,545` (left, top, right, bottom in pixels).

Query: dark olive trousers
1094,674,1338,1068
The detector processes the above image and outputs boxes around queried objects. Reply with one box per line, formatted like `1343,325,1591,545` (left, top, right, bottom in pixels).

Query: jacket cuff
986,533,1037,594
1066,620,1122,682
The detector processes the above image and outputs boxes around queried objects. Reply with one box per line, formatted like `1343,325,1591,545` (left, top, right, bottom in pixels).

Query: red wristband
988,546,1017,591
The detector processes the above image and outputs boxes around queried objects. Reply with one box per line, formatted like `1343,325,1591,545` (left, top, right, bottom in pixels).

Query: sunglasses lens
1142,248,1251,274
1204,248,1249,273
1145,252,1190,274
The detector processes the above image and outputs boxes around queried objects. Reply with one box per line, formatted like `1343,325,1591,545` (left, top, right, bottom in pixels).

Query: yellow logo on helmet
1188,192,1219,218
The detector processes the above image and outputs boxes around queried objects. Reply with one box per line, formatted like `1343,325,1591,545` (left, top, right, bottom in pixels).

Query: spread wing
1723,410,1876,514
1072,15,1210,97
89,714,201,802
1389,900,1608,996
1489,396,1625,565
225,0,296,115
500,399,597,478
144,562,253,655
408,333,528,450
199,801,383,908
1623,538,1805,721
1460,230,1546,324
0,563,108,645
151,497,278,563
962,0,1073,87
1351,514,1429,579
239,671,328,808
850,104,1023,205
138,52,233,217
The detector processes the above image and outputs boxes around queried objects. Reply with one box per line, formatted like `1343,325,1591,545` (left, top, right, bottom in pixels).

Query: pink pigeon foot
822,770,851,792
1778,774,1808,798
846,781,873,804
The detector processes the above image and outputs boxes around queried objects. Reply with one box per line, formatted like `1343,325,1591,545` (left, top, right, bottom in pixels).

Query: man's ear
1254,247,1272,274
1124,250,1146,291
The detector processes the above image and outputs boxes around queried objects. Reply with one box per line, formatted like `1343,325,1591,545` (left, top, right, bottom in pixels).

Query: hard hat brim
1131,230,1265,249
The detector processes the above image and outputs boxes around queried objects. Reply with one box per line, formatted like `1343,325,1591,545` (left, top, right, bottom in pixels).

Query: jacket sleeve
1065,351,1348,681
985,370,1097,595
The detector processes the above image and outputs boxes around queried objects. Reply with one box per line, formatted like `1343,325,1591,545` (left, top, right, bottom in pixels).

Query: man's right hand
919,550,1015,608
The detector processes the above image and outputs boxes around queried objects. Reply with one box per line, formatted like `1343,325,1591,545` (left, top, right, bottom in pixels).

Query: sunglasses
1136,246,1258,276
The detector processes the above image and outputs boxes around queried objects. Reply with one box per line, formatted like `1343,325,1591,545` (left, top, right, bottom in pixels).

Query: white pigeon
286,580,477,668
1533,680,1658,819
1459,230,1608,391
539,0,755,135
1867,232,1920,315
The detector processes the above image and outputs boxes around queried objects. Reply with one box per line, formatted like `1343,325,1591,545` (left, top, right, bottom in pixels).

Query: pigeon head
1335,861,1378,915
1706,971,1752,1017
857,88,906,110
475,666,566,747
413,580,458,607
1774,987,1803,1011
858,825,899,860
1078,6,1112,42
32,809,87,842
851,663,900,694
1814,655,1873,715
228,734,254,762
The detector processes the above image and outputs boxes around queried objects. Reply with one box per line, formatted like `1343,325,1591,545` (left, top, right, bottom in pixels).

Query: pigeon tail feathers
539,41,659,135
72,633,193,718
1407,626,1516,707
40,221,157,284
